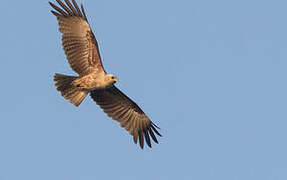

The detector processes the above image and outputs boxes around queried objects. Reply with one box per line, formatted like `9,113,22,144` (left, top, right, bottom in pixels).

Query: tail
54,73,88,106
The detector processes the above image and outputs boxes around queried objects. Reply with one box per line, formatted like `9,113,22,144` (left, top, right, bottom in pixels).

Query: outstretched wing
90,86,161,149
49,0,105,75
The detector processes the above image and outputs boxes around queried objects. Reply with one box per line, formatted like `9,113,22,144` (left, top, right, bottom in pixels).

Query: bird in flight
49,0,161,149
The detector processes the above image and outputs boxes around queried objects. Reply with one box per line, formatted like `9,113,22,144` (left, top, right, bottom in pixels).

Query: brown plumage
50,0,161,149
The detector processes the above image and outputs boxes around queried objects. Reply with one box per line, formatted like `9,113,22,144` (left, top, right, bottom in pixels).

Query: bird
49,0,161,149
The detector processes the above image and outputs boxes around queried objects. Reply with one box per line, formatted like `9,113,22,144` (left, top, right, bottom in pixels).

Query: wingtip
143,129,152,148
133,135,138,144
139,131,144,149
80,3,88,21
150,123,162,137
48,1,55,8
51,10,61,16
151,122,161,129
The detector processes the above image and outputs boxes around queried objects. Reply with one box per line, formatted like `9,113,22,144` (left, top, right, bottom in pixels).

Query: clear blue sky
0,0,287,179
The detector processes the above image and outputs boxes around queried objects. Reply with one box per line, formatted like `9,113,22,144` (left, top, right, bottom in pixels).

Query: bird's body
50,0,161,149
72,72,118,91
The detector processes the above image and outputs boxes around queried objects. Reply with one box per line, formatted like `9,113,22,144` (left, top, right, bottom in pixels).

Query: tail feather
54,73,88,106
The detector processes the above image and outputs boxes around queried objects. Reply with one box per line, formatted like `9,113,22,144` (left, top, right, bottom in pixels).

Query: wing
49,0,105,75
90,86,161,149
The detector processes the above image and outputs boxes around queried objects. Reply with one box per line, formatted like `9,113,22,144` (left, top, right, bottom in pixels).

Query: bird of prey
49,0,161,149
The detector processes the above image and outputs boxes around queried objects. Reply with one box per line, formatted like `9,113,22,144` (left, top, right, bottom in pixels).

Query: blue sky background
0,0,287,179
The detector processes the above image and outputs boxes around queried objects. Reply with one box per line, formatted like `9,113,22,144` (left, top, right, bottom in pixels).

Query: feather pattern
90,86,161,149
49,0,104,75
50,0,161,149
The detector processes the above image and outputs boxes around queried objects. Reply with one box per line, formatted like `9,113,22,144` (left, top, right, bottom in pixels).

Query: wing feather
56,0,73,15
50,0,105,75
64,0,77,15
72,0,83,17
119,110,133,127
132,116,139,141
139,131,144,149
49,2,68,16
81,4,88,21
125,116,135,133
143,128,151,148
148,127,158,143
90,86,161,149
150,123,162,136
51,10,62,17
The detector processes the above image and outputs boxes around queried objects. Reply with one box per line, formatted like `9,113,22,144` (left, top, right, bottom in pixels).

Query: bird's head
106,74,118,86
